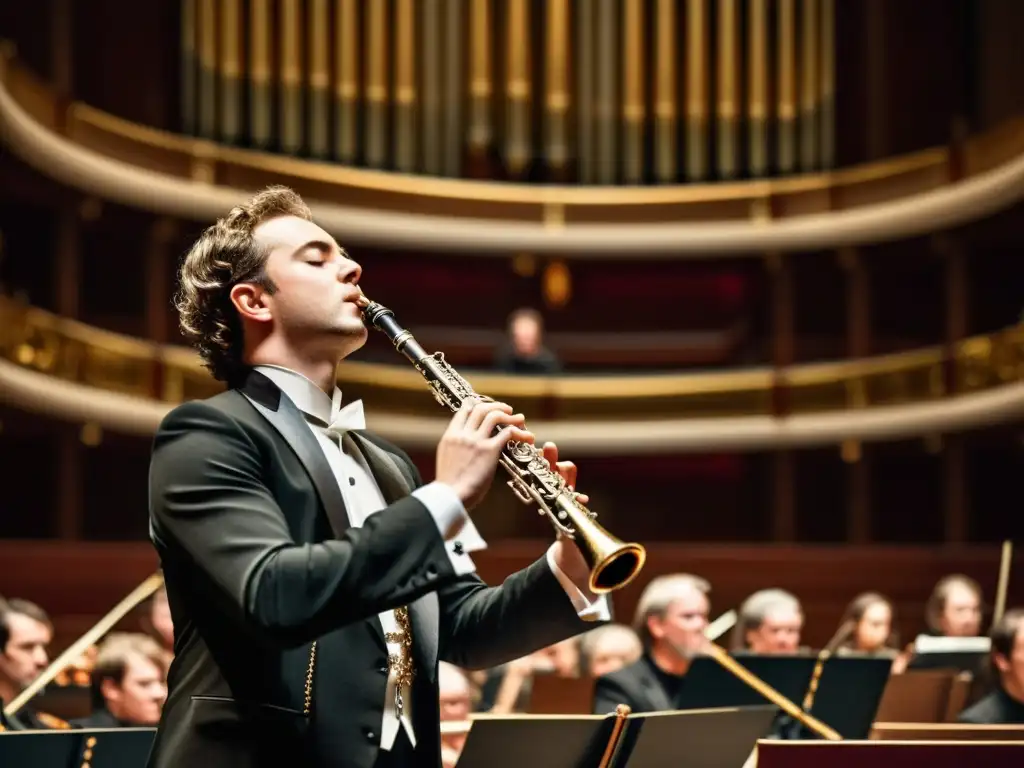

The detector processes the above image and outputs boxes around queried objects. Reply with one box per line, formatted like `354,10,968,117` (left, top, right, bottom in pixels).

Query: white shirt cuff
545,543,612,622
412,481,486,576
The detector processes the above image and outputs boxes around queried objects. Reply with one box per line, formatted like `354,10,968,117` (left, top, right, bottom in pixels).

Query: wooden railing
1,540,1018,659
4,294,1024,453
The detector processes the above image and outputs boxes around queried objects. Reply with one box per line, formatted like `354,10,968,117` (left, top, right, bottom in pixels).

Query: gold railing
179,0,836,182
4,294,1024,425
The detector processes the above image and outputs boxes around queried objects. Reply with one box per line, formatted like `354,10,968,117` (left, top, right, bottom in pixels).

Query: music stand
455,713,618,768
800,656,893,739
0,727,156,768
609,706,778,768
674,654,816,711
907,635,988,674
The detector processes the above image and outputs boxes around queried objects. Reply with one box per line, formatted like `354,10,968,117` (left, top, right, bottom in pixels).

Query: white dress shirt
254,365,610,751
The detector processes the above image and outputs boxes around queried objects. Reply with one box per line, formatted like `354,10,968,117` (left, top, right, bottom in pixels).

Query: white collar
254,365,343,425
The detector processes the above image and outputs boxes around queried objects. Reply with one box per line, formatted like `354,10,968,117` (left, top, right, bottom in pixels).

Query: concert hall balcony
2,3,1024,758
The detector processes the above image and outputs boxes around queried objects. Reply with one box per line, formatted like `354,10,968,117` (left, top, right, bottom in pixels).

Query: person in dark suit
69,633,168,729
147,186,610,768
0,598,69,731
958,609,1024,724
593,574,711,714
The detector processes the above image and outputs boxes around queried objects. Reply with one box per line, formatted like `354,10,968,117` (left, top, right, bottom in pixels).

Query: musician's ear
100,676,122,705
647,614,665,641
994,651,1012,675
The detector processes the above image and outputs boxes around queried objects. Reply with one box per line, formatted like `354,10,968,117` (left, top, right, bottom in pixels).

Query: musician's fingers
447,399,475,432
556,460,577,490
542,442,558,470
575,493,590,505
466,399,513,431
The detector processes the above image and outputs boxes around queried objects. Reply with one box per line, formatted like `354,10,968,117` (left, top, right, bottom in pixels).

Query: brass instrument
356,292,646,594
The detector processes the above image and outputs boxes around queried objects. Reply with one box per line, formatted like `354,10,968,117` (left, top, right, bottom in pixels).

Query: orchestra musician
958,609,1024,724
925,574,984,638
147,187,610,768
0,599,69,730
592,574,711,714
731,589,804,654
69,633,168,729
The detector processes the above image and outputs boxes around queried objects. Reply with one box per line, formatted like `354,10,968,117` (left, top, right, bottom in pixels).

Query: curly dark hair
176,186,312,383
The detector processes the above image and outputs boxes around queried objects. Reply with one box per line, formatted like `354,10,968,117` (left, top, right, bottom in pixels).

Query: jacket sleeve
149,401,460,648
592,672,631,715
356,432,607,671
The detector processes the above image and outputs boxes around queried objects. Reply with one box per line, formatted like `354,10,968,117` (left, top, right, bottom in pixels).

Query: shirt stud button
349,477,356,486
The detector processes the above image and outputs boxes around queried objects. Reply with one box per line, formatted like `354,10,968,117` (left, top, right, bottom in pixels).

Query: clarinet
357,292,646,594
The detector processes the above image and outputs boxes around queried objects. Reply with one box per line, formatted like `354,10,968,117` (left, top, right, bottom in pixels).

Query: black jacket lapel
348,432,440,676
237,370,350,540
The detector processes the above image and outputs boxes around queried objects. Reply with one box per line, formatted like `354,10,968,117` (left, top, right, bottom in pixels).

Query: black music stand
454,713,618,768
674,654,816,712
795,656,893,739
0,727,156,768
609,706,777,768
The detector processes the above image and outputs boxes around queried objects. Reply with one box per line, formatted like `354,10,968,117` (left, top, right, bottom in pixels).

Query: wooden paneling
1,541,1019,658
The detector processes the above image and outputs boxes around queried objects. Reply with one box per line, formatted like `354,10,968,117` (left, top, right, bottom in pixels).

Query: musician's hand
541,442,589,504
437,398,534,511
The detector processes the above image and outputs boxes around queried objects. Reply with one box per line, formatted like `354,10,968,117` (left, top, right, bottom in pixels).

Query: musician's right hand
436,399,533,511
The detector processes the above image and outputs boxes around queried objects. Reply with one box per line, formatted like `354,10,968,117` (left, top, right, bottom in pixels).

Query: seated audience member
493,308,561,375
732,589,803,654
0,598,67,730
71,633,168,728
958,609,1024,724
926,574,983,638
580,624,643,678
593,574,711,714
438,662,473,767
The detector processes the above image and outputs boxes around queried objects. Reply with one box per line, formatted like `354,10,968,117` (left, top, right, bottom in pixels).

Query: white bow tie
324,399,366,436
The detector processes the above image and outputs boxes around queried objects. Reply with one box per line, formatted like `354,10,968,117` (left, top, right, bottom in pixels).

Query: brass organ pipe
197,0,217,140
218,0,241,144
279,0,303,154
545,0,570,174
777,0,797,172
820,0,836,168
748,0,769,176
333,0,358,163
421,0,443,176
654,0,677,183
180,0,197,135
800,0,820,171
365,0,389,168
622,0,644,184
576,0,595,183
249,0,272,149
468,0,492,153
716,0,739,178
686,0,709,181
595,0,617,183
308,0,331,159
442,0,463,176
394,0,417,172
505,0,531,175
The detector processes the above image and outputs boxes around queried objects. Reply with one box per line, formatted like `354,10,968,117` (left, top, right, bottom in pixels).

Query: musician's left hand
542,442,589,505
